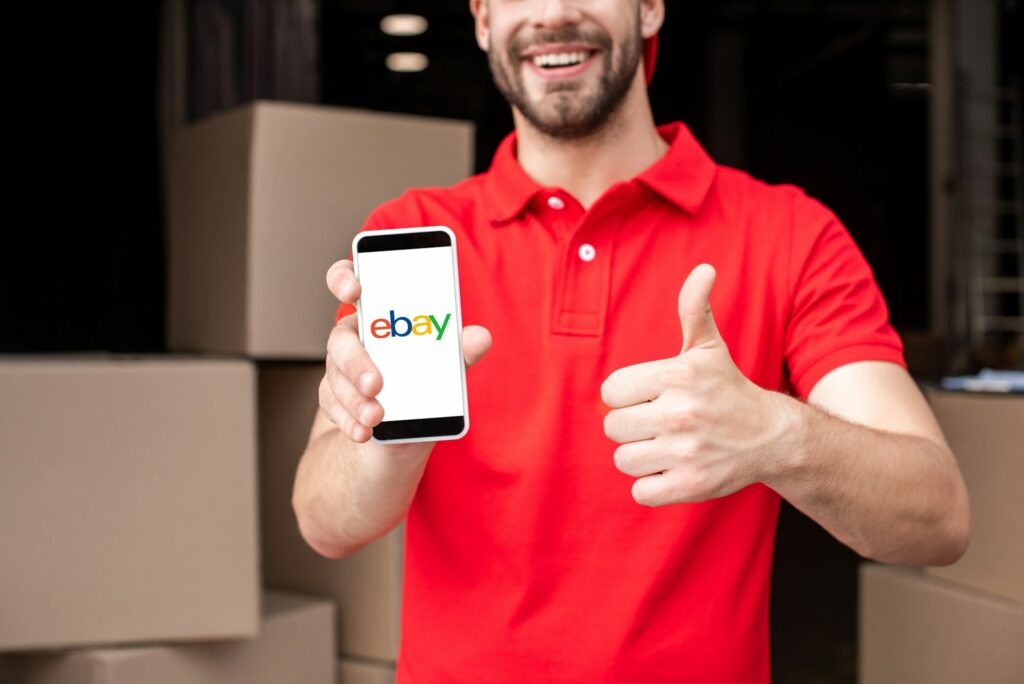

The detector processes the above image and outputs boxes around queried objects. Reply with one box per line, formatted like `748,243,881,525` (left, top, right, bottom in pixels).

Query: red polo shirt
336,122,905,683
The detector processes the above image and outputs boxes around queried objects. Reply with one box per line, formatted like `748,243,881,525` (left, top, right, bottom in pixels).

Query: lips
520,45,600,80
530,50,591,68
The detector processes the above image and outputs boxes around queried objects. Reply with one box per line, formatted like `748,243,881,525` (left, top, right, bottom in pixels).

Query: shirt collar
484,121,717,224
635,122,718,214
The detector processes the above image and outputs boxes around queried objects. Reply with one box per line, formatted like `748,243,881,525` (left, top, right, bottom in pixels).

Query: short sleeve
784,190,907,398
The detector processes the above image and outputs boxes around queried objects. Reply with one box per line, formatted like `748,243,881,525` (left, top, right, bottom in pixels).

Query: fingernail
359,371,375,394
359,403,374,425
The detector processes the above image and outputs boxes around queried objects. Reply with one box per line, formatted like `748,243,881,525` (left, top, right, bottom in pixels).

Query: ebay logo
371,310,452,341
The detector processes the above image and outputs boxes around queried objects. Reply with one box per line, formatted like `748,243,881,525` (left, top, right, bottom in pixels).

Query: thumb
678,264,722,354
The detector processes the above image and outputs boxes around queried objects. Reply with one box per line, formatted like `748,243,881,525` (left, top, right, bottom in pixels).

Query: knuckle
672,435,700,463
662,402,692,431
677,467,710,501
319,369,368,433
339,413,357,441
335,407,363,442
687,434,708,455
347,421,367,443
326,323,346,353
352,396,377,426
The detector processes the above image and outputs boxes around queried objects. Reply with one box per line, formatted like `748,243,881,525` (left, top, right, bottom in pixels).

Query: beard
488,21,643,140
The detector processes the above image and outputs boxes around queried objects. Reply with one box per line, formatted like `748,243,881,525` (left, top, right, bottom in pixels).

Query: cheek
485,10,522,55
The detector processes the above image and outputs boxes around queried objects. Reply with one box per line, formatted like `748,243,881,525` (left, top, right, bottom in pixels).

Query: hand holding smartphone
322,226,490,448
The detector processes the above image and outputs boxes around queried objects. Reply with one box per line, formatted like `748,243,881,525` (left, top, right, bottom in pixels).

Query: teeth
532,51,589,68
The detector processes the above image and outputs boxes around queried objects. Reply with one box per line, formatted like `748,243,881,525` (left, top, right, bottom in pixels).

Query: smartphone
351,225,469,444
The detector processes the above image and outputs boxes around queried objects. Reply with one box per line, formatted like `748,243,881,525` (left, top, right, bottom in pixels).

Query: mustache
507,26,613,60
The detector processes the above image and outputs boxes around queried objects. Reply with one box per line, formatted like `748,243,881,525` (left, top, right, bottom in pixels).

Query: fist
600,264,786,506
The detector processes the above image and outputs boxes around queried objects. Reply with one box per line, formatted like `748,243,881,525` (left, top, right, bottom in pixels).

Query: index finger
326,258,361,303
600,358,674,408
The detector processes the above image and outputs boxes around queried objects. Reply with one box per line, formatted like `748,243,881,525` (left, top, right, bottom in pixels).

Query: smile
531,50,592,68
521,46,599,80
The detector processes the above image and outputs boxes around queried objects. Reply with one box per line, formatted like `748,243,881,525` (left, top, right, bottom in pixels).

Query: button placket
551,223,614,337
549,189,635,337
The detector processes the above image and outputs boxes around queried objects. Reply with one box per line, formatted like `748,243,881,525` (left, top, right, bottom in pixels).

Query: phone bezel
351,225,470,444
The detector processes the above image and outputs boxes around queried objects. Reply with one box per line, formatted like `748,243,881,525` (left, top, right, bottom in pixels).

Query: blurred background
2,1,1022,683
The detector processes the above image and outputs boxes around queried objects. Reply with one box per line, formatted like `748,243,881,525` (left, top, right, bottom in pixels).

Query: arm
293,408,432,559
601,264,970,567
764,192,968,564
292,258,492,559
766,361,970,565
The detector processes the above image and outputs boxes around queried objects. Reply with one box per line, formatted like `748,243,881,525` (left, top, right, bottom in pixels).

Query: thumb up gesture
677,263,727,355
600,264,789,506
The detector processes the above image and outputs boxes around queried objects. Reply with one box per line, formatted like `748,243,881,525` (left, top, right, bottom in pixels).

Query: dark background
4,1,1021,681
7,5,165,353
3,0,937,354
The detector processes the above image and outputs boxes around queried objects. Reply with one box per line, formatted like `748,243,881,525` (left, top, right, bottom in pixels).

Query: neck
514,74,669,209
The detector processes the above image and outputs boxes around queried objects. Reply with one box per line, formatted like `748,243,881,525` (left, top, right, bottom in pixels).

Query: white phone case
351,225,470,444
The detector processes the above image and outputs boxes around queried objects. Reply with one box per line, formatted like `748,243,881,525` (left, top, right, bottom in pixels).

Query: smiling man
293,1,970,682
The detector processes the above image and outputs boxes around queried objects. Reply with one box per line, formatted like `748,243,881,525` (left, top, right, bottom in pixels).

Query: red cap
643,34,658,85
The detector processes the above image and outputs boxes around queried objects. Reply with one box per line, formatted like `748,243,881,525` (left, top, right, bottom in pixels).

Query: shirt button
578,243,596,262
547,195,566,210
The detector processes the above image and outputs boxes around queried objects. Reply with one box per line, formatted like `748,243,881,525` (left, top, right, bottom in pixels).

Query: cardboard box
305,523,402,662
859,563,1024,683
259,363,403,661
0,591,334,684
337,658,396,684
167,101,474,358
0,357,259,651
925,389,1024,603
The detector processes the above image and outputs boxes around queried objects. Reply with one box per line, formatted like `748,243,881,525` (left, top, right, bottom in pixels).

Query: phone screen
353,227,468,442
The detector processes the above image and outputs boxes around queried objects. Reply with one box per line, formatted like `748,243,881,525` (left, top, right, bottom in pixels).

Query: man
294,1,970,681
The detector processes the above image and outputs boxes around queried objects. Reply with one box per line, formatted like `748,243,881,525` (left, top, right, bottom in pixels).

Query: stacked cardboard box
924,390,1023,603
259,364,404,662
0,358,260,651
166,101,474,358
1,102,472,678
337,658,397,684
859,389,1024,683
0,591,334,684
859,565,1024,683
168,101,473,670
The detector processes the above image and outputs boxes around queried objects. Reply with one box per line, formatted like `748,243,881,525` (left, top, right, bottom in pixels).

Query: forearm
765,395,970,566
292,427,430,558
